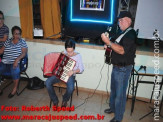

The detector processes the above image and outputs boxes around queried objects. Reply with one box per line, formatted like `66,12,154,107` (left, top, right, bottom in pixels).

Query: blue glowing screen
70,0,115,24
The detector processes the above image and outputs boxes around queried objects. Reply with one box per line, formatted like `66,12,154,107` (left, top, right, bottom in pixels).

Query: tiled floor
0,80,163,122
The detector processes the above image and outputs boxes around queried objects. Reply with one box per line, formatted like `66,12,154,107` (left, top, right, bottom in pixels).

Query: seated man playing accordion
45,39,84,107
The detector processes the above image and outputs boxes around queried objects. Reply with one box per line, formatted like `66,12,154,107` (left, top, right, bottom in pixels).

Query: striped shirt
0,24,9,48
2,38,28,64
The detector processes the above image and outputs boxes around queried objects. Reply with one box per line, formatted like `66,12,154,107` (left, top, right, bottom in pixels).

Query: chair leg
70,93,73,107
75,80,78,96
16,79,20,95
17,72,30,96
24,72,30,79
69,92,73,112
50,99,52,108
17,79,27,96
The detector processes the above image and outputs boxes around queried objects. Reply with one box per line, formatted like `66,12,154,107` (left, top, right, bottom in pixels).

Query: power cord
105,64,110,104
75,62,105,109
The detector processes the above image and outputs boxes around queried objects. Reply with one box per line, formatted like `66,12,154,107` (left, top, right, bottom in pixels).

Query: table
127,66,163,115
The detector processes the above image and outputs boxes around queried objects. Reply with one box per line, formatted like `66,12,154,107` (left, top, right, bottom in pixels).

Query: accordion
43,52,76,83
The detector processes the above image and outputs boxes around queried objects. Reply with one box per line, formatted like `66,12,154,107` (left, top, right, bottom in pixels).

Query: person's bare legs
11,79,19,94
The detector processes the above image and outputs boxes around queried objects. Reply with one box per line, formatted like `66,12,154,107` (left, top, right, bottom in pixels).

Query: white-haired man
101,11,137,122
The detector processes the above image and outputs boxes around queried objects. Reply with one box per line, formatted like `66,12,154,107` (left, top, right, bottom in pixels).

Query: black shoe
8,93,15,98
61,101,67,107
104,108,113,114
110,117,120,122
0,90,3,96
53,102,58,107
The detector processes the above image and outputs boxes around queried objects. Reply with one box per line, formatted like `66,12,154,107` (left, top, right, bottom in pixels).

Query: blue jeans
45,75,75,104
109,65,132,121
0,62,20,80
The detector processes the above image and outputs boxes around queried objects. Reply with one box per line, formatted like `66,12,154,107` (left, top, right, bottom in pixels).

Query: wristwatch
107,42,112,48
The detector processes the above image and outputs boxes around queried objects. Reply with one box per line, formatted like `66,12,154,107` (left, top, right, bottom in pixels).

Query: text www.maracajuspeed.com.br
1,114,105,121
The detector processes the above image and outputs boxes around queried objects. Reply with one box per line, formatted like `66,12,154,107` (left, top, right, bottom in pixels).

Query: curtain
19,0,33,39
40,0,61,39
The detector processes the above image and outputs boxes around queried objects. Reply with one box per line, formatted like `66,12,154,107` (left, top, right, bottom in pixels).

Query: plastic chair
0,54,30,96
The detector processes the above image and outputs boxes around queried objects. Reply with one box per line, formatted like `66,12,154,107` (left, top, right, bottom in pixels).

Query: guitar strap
115,27,133,43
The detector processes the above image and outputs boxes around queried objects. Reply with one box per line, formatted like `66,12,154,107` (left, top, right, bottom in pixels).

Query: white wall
134,0,163,40
26,41,111,91
26,41,163,100
0,0,20,17
0,0,20,37
1,0,163,100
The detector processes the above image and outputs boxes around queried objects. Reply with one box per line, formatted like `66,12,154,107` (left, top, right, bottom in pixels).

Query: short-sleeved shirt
0,24,9,48
2,38,28,64
111,28,137,66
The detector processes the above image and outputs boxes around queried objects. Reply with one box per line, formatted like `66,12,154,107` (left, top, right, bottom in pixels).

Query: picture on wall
80,0,105,11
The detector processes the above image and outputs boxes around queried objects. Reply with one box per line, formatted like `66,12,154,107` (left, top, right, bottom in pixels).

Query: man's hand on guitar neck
101,33,125,55
101,33,111,46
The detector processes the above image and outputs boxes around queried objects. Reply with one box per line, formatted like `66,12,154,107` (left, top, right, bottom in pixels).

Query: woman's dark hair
0,11,4,19
65,38,76,50
12,26,22,35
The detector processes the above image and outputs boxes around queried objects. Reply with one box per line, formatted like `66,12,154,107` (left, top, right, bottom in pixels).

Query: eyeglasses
14,33,21,35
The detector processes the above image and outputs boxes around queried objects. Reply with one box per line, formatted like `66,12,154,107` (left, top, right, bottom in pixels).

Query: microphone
107,26,112,32
138,65,146,73
138,65,144,71
136,29,139,36
144,66,146,73
105,26,112,37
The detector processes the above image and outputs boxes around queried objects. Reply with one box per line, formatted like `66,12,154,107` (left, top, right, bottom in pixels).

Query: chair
49,78,79,108
0,54,30,96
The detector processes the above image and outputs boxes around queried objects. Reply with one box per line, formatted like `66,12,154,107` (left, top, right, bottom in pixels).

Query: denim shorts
0,62,20,80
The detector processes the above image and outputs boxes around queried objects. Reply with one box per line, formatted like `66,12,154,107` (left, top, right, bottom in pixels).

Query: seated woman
0,26,28,98
0,10,9,95
46,39,84,107
0,10,9,59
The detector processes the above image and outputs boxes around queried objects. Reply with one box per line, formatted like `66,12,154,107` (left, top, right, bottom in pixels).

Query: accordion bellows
43,52,76,83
